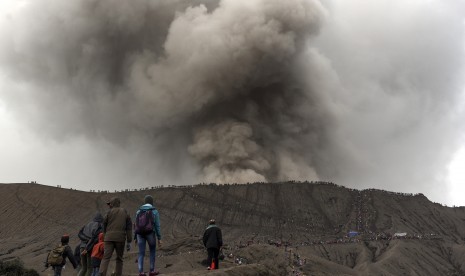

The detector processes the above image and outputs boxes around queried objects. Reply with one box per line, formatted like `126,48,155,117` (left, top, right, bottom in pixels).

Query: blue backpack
135,209,154,235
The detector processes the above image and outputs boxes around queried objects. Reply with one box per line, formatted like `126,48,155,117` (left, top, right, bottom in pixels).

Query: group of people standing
45,194,223,275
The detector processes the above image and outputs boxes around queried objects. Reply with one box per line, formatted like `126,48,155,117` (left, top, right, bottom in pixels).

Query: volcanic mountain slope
1,182,465,275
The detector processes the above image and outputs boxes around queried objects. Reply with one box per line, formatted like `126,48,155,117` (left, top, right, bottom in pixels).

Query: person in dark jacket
78,212,104,276
202,219,223,270
45,235,78,276
99,197,133,276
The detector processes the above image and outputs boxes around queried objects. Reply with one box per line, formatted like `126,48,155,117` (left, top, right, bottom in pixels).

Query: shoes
149,271,160,276
139,273,147,276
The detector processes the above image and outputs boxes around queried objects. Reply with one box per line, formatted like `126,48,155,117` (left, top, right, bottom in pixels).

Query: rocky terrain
1,182,465,275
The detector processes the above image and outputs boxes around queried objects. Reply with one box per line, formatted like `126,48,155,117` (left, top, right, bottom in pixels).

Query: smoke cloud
0,0,464,203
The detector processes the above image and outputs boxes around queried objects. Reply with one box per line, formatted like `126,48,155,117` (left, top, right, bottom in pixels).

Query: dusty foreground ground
38,239,465,276
2,182,465,275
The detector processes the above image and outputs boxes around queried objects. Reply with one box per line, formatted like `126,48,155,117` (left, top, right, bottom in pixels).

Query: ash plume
0,0,464,202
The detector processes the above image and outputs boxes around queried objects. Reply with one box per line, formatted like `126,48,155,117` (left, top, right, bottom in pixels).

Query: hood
206,224,218,230
139,203,155,211
98,232,104,242
108,197,121,207
93,212,103,223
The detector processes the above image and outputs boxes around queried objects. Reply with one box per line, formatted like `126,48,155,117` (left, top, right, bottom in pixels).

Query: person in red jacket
90,232,104,276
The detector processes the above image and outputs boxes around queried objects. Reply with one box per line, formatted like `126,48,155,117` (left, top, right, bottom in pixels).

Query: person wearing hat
98,197,133,276
45,234,79,276
202,219,223,270
134,195,162,276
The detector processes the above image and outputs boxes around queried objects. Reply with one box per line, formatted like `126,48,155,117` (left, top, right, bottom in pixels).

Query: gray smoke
0,0,464,203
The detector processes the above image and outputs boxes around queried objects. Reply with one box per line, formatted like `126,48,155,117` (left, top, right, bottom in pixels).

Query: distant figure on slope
45,234,78,276
203,219,223,270
90,232,105,276
78,212,104,276
99,197,133,276
134,195,162,276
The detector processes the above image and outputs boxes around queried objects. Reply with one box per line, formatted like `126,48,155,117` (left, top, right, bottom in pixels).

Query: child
45,234,78,276
91,232,105,276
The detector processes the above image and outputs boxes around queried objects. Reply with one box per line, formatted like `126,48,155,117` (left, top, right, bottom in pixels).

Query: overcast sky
0,0,464,206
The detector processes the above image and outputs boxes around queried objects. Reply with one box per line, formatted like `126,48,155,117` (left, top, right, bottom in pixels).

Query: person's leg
207,248,214,269
53,266,63,276
91,267,97,276
146,233,157,273
114,242,125,276
137,234,147,273
85,253,93,276
99,242,115,276
213,248,220,269
78,248,87,276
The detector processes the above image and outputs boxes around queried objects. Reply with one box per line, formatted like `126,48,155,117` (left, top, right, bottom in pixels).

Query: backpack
135,209,154,235
47,244,66,266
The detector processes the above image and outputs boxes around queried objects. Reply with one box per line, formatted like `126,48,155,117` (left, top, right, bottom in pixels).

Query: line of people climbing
44,195,223,276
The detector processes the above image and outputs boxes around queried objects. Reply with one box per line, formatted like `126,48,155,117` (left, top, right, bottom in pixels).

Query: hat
61,234,69,244
209,219,216,225
144,195,154,205
106,197,121,207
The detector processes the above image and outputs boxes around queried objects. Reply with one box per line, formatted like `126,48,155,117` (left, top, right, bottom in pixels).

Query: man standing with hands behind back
98,197,132,276
203,219,223,270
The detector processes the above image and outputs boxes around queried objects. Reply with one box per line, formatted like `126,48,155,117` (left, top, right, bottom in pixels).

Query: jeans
137,233,157,273
91,266,100,276
52,266,63,276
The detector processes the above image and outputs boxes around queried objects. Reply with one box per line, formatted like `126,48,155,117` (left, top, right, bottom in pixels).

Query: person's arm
85,226,102,252
203,230,208,247
65,246,78,269
125,211,133,243
134,210,139,243
103,213,109,233
153,210,162,241
218,228,223,248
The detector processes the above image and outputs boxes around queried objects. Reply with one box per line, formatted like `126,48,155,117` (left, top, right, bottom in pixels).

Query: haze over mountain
2,182,465,275
0,0,464,205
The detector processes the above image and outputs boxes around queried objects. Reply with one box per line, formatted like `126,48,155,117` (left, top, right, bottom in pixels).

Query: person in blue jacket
134,195,162,276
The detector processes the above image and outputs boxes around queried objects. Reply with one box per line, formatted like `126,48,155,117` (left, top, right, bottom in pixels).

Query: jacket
103,197,133,243
135,204,162,240
203,224,223,249
91,232,105,267
78,212,103,250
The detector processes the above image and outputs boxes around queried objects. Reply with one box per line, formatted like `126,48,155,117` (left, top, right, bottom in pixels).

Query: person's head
209,219,216,225
93,211,103,223
144,195,153,205
61,234,70,245
106,197,121,208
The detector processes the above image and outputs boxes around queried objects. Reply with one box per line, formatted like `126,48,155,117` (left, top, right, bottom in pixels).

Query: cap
61,234,70,244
